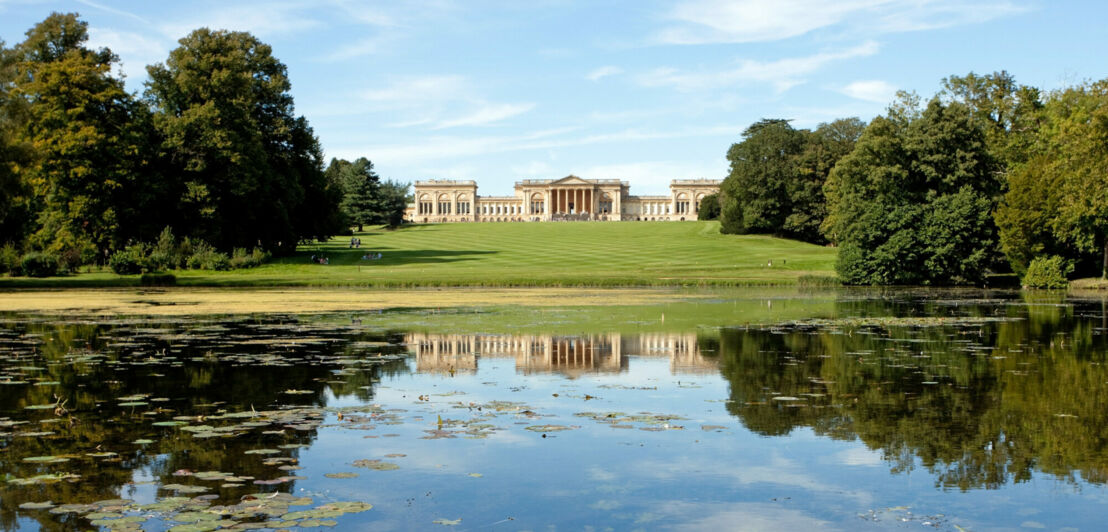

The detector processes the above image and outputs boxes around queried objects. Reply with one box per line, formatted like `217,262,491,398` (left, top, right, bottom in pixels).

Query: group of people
362,252,382,261
349,237,362,248
310,255,330,265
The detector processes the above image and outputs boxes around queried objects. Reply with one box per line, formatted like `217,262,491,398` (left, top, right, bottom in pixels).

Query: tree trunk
1103,239,1107,280
357,224,363,232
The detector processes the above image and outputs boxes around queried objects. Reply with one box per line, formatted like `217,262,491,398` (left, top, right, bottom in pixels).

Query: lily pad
324,472,359,479
18,501,54,510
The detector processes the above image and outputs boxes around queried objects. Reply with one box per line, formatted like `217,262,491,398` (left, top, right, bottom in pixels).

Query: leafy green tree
326,157,379,231
721,119,805,235
0,39,34,247
1048,81,1108,278
376,179,410,227
11,13,149,261
786,118,866,243
696,193,719,220
824,99,999,285
941,70,1043,168
720,118,861,242
146,28,340,252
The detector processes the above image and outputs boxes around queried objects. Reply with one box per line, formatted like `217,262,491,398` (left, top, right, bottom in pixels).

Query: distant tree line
720,71,1108,286
0,13,406,276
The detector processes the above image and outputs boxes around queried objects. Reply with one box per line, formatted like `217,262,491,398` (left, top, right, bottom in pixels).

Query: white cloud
586,65,623,81
639,41,879,92
433,102,535,129
656,0,1030,45
86,28,168,84
357,125,734,166
839,79,898,103
576,161,724,194
325,36,386,62
362,75,469,103
158,4,323,41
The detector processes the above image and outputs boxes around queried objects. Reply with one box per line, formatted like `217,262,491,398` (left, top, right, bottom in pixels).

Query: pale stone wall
404,175,720,223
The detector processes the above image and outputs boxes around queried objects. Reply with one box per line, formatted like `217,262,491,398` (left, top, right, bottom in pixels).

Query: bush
148,227,180,270
229,247,269,269
20,252,59,277
0,244,20,275
1022,255,1072,289
797,275,841,287
140,272,177,286
109,244,147,275
187,242,230,271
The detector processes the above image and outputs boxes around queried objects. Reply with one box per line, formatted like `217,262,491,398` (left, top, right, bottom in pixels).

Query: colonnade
550,188,594,214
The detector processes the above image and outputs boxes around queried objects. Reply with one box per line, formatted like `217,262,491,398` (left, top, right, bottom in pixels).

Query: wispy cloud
638,41,879,92
586,65,623,81
76,0,150,24
86,27,168,83
433,102,535,129
838,79,898,103
656,0,1029,45
362,75,468,103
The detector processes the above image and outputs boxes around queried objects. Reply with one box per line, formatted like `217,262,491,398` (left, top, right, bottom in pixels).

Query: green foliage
720,117,861,243
1022,256,1072,289
146,28,340,253
229,248,269,269
825,99,999,285
0,243,21,274
13,13,150,257
185,242,230,271
20,252,58,277
377,180,411,227
697,193,720,220
108,244,147,275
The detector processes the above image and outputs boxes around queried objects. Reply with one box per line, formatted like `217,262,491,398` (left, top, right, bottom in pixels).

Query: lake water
2,290,1107,530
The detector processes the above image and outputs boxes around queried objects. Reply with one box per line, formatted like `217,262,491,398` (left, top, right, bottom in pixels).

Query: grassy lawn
0,221,838,287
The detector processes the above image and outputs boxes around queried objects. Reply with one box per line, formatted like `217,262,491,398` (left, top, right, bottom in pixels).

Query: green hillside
1,221,838,287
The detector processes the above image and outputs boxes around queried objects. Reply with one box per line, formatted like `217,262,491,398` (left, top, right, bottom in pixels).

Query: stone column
433,194,440,215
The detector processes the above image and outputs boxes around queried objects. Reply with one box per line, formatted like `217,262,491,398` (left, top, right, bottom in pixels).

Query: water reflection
3,293,1108,529
408,332,718,376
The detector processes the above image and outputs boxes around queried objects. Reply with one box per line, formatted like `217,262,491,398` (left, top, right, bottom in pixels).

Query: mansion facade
405,175,721,223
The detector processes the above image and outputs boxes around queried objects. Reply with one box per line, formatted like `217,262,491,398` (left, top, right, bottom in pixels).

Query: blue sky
1,1,1105,195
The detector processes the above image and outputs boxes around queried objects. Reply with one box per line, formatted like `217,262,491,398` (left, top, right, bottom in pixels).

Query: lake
1,289,1106,530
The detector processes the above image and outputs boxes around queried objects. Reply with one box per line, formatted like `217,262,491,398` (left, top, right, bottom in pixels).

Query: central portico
514,175,627,221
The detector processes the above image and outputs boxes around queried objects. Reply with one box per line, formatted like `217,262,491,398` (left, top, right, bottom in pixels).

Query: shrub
229,247,269,269
1022,255,1072,289
20,252,59,277
148,227,179,270
140,272,177,286
0,244,20,275
797,275,841,287
187,242,230,271
109,244,147,275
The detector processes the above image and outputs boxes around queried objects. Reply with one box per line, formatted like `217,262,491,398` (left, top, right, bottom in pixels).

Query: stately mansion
404,175,721,223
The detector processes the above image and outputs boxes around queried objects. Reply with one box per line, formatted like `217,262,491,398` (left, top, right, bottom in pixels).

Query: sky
1,0,1106,195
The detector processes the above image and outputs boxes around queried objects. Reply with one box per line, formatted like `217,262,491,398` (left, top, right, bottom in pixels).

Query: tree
1047,82,1108,278
376,180,410,227
720,119,805,235
0,38,34,247
10,13,149,261
326,157,379,231
720,117,862,242
941,71,1043,168
786,118,866,243
146,28,340,252
697,193,719,220
824,99,999,285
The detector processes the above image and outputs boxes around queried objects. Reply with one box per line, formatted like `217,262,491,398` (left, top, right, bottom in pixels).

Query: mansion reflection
407,332,717,377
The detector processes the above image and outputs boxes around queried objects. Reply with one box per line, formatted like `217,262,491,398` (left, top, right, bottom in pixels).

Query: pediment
550,175,592,186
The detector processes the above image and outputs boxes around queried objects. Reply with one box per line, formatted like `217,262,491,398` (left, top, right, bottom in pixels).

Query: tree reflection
717,295,1108,490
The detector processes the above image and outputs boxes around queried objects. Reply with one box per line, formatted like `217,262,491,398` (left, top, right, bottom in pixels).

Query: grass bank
0,221,837,288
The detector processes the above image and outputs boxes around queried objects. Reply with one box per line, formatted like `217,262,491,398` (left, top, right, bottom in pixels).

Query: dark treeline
0,13,404,275
721,71,1108,286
